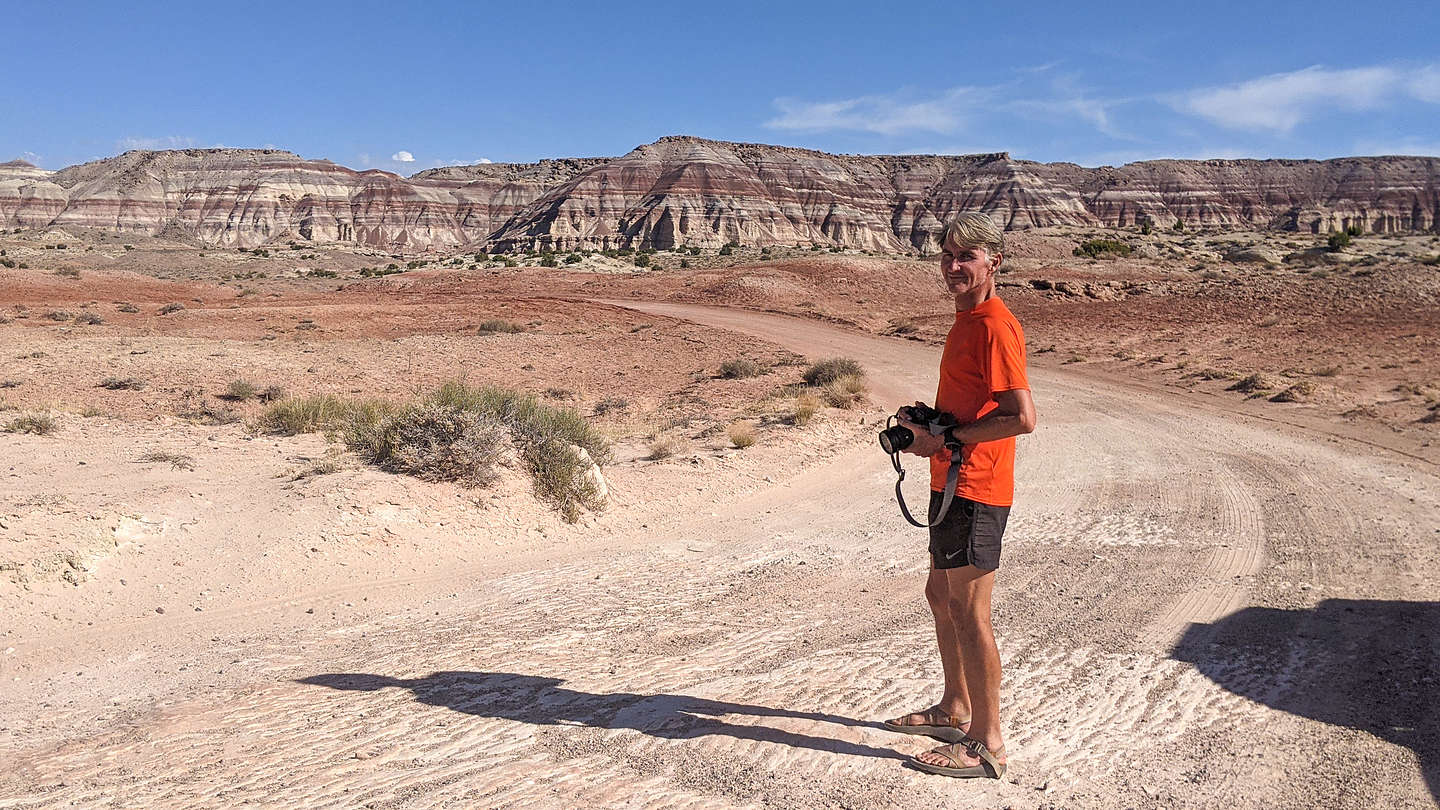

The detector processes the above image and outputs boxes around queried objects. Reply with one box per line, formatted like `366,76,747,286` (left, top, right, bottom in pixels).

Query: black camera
879,403,956,454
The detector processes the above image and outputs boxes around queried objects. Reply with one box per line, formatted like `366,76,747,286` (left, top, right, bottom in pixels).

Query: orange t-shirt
929,296,1029,506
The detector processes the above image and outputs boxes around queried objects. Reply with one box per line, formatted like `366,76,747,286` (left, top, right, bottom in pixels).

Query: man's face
940,243,998,296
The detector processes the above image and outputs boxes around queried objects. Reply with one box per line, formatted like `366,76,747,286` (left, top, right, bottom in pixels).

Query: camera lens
879,425,914,454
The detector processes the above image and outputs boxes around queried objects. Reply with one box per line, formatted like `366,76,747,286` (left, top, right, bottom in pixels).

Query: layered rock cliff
2,139,1436,252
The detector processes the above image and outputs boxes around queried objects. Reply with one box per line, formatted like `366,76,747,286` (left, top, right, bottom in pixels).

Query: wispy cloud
766,87,991,135
117,135,198,151
391,150,415,162
20,150,43,167
1174,64,1440,132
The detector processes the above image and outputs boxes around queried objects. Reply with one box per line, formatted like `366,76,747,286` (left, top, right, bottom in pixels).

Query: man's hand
895,401,947,458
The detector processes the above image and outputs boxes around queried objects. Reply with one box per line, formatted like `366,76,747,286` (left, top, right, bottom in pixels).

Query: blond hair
939,212,1005,257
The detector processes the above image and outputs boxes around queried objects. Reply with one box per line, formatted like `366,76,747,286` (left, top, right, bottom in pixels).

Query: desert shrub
593,396,628,416
718,244,734,256
633,253,650,268
564,253,582,264
821,374,868,409
543,387,575,400
350,404,507,488
727,420,757,449
54,267,80,278
474,252,491,262
793,392,820,426
1227,373,1275,394
74,311,103,325
1419,255,1440,266
1270,381,1316,403
158,302,185,315
309,269,338,278
680,259,691,269
503,257,518,267
1171,219,1185,233
1345,224,1364,237
0,379,20,388
406,260,425,270
258,385,286,402
1140,223,1153,235
477,319,525,335
4,413,57,435
0,258,13,268
539,253,558,268
1074,239,1132,259
117,302,139,313
888,318,918,335
1327,232,1351,251
222,379,259,401
45,310,72,321
719,358,765,379
646,434,684,460
99,376,145,390
425,381,610,465
803,357,864,386
522,439,605,522
138,450,196,471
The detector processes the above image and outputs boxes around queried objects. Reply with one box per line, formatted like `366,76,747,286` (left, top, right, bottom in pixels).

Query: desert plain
0,222,1437,809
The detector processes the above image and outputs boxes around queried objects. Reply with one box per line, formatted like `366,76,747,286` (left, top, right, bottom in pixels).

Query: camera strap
890,445,963,528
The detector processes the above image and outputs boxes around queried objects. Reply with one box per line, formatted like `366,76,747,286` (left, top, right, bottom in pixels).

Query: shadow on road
298,670,907,761
1172,599,1438,801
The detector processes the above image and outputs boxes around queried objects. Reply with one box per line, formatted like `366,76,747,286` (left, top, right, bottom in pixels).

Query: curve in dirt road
3,301,1436,809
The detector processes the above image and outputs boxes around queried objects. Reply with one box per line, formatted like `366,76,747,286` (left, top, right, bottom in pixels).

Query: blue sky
6,0,1438,173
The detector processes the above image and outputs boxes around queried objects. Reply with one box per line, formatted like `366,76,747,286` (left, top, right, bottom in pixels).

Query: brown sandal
881,706,971,743
909,738,1007,779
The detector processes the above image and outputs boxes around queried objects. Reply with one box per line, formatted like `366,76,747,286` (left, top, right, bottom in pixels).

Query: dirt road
2,303,1436,809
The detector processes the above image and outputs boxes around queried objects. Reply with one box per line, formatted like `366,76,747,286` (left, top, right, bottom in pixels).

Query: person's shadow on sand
297,670,907,761
1172,599,1438,801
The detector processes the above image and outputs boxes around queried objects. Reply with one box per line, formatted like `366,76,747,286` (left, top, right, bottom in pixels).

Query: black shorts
927,491,1009,571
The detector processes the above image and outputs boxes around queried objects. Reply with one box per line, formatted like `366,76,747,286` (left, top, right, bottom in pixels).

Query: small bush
158,302,185,315
477,319,525,334
258,385,286,402
727,420,757,449
1171,219,1185,233
719,358,765,379
222,379,259,401
4,413,57,435
593,396,628,415
74,311,103,325
1345,224,1364,237
803,357,864,386
99,376,146,390
1227,374,1274,394
1270,381,1316,403
1327,232,1352,251
54,267,80,278
793,393,820,426
564,253,582,264
254,394,395,435
646,434,685,460
45,310,72,321
138,450,196,471
1074,239,1132,259
539,254,558,268
351,403,507,488
821,374,867,409
633,253,650,268
719,244,734,256
117,302,139,313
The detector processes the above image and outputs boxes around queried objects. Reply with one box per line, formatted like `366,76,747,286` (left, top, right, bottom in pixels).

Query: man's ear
990,252,1003,273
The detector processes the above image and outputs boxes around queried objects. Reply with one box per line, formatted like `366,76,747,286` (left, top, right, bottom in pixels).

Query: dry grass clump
117,302,139,313
727,420,758,449
221,379,260,401
1227,373,1276,394
646,433,686,460
803,357,864,387
137,450,196,471
821,374,868,409
99,376,146,390
45,310,72,321
258,385,286,403
1191,368,1237,381
253,394,394,435
593,396,629,415
74,311,103,325
4,413,57,435
477,319,525,334
157,302,186,315
793,392,820,426
719,358,765,379
53,267,81,278
1270,381,1317,403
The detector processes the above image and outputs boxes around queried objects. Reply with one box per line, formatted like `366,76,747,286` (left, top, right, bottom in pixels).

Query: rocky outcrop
2,140,1436,252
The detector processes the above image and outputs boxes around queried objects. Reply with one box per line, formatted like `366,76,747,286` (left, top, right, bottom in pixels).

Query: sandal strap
962,738,1005,776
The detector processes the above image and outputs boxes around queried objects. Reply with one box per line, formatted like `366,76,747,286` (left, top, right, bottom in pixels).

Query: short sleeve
983,320,1029,394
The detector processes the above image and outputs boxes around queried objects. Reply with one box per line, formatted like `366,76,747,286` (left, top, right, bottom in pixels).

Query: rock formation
2,139,1436,252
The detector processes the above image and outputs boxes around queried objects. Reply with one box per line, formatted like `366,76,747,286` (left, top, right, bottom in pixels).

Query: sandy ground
2,302,1436,809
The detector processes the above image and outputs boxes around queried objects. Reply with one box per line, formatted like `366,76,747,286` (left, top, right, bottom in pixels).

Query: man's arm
946,388,1036,445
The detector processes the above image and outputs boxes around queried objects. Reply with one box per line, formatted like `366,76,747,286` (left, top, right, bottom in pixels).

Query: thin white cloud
766,87,991,135
117,135,197,151
391,150,415,162
20,151,43,166
1175,64,1440,132
357,152,373,167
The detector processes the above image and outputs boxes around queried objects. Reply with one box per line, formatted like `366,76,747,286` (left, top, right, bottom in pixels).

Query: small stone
305,607,315,614
155,606,165,614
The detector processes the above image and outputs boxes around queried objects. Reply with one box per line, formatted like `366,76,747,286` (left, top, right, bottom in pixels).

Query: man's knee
947,596,992,640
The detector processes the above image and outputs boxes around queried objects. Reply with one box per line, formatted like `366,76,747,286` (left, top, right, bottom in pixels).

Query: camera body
879,403,957,454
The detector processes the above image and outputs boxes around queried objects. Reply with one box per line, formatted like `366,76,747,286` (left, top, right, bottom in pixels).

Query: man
882,211,1036,779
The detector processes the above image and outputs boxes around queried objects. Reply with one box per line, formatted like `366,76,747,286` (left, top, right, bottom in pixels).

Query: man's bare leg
925,567,972,721
915,564,1005,768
